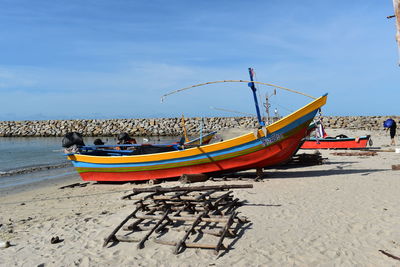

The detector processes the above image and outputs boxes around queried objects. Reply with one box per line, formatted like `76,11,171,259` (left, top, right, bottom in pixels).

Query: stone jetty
0,116,399,137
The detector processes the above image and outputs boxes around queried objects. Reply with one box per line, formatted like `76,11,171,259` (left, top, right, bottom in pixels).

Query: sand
1,128,400,266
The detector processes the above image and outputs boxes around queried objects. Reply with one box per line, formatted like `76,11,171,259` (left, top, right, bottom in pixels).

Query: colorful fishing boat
64,68,328,182
65,94,327,182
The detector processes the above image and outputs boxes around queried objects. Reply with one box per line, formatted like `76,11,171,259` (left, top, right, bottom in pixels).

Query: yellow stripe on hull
68,132,256,164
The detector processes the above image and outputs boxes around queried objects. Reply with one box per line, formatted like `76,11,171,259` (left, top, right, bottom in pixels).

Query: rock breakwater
0,116,398,137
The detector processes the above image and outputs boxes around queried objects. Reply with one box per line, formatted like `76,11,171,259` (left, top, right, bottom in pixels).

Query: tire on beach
62,132,85,148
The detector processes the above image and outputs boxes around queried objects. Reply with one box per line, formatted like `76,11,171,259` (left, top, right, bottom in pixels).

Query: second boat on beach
301,135,372,149
300,122,372,149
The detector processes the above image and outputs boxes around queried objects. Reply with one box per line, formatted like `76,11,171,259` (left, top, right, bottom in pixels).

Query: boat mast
248,68,265,127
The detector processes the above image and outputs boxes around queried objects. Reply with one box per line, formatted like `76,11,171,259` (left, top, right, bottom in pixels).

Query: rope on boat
160,80,316,103
209,106,256,116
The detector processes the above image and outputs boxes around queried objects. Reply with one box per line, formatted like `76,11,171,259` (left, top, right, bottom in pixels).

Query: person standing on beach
390,120,397,146
384,119,397,146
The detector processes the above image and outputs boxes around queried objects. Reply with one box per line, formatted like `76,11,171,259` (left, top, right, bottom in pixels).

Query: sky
0,0,399,121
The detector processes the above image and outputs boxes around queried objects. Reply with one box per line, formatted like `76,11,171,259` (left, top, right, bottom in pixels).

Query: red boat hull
79,126,308,182
301,136,370,149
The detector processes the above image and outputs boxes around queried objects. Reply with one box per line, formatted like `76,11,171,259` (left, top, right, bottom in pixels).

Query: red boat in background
301,122,372,149
301,135,372,149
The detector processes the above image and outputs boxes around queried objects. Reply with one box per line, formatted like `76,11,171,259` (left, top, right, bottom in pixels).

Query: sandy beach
1,128,400,266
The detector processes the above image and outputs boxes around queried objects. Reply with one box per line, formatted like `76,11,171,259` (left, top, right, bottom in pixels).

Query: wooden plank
155,217,174,233
103,204,144,247
171,227,236,237
137,209,171,249
207,191,232,209
213,198,240,215
214,212,236,255
128,184,253,194
59,182,89,189
122,225,152,232
121,192,141,200
330,151,377,156
379,249,400,261
124,208,157,231
170,191,190,199
129,192,233,202
135,214,231,223
195,189,219,200
134,192,160,204
115,235,141,243
180,173,209,183
174,211,209,254
392,164,400,170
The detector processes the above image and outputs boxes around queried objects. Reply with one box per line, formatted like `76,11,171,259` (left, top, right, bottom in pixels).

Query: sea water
0,137,67,173
0,136,178,189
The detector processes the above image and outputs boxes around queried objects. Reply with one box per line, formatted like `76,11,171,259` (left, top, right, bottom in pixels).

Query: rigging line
258,92,265,118
160,80,317,103
209,106,256,116
270,100,294,113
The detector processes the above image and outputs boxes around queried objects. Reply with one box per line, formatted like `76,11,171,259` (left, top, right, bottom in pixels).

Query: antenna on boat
263,88,277,125
248,68,265,127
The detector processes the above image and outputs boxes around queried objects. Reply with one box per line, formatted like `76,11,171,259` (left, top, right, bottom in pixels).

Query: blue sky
0,0,398,121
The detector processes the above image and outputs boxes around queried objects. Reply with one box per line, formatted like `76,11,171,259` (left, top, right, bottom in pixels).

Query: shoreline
0,162,71,178
0,166,79,196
